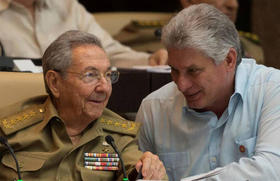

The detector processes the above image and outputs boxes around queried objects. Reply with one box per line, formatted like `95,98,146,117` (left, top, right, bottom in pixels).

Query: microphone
105,135,128,181
0,136,22,181
0,41,5,56
154,28,162,38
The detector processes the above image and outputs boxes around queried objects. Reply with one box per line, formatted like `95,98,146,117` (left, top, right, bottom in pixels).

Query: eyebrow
84,66,112,72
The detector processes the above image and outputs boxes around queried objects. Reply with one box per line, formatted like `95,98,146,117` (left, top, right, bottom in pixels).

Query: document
13,59,42,73
181,167,224,181
132,65,171,73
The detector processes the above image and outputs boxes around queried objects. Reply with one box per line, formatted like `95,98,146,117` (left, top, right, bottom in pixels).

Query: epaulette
0,104,45,135
98,109,141,136
239,31,260,44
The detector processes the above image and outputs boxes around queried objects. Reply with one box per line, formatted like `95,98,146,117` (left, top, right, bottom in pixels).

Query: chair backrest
0,72,46,109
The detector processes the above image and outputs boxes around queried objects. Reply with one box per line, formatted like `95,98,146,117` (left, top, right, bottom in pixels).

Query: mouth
185,90,201,101
89,94,107,104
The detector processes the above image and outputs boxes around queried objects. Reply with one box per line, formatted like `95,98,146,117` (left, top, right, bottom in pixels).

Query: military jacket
0,95,142,181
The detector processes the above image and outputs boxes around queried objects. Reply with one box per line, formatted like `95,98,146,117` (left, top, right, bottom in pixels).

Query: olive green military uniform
239,31,264,64
114,20,166,53
0,95,143,181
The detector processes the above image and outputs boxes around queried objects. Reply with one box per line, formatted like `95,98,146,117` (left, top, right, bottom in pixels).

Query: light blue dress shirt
136,59,280,181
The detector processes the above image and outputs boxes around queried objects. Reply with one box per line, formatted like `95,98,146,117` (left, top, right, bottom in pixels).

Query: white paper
132,65,171,73
13,59,42,73
181,167,224,181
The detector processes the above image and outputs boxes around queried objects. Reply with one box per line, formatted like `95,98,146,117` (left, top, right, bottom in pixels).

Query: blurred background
78,0,280,68
79,0,252,33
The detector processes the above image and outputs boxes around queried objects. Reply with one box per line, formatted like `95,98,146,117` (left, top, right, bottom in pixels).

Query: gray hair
162,3,242,65
42,30,103,94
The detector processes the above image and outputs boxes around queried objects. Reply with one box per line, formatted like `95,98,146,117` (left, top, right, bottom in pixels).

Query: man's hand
135,151,166,180
148,49,168,66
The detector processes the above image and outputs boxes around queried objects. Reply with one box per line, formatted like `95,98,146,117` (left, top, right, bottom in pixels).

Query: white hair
162,3,242,65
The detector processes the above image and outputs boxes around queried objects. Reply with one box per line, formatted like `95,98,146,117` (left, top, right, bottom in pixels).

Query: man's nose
175,75,192,93
225,0,239,10
96,76,111,92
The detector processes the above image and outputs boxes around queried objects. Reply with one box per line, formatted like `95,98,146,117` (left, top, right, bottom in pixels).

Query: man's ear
45,70,62,98
224,48,237,71
180,0,194,8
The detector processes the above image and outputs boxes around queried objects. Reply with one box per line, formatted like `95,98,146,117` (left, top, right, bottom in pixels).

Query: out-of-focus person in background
252,0,280,69
180,0,264,64
136,4,280,181
0,30,167,180
0,0,167,67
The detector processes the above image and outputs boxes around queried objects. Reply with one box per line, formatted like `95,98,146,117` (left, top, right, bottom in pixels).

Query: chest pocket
159,151,189,181
81,167,116,181
2,151,48,173
235,136,257,158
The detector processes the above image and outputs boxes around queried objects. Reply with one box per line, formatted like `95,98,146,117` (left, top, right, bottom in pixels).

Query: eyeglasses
57,67,120,84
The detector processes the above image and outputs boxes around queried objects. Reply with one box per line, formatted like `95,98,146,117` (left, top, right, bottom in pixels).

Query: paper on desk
181,167,224,181
13,59,42,73
132,65,171,73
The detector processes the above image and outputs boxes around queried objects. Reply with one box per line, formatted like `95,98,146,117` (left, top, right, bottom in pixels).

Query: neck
62,116,89,145
60,112,91,139
54,101,92,145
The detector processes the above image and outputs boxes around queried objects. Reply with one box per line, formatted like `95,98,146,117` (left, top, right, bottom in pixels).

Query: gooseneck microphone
0,41,5,56
0,136,22,181
105,135,128,181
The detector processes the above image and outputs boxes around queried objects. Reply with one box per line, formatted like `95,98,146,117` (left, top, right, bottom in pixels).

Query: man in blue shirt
136,4,280,181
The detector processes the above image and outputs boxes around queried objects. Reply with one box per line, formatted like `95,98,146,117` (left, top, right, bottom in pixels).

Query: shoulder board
98,109,141,136
239,31,260,44
0,104,45,135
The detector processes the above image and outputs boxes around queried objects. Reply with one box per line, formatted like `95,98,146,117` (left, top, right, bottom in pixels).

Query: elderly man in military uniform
0,30,166,181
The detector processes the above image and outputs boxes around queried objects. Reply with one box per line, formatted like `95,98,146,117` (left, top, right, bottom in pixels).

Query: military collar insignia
0,105,45,135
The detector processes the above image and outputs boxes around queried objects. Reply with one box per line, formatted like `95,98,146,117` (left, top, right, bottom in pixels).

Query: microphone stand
105,135,128,181
0,136,22,181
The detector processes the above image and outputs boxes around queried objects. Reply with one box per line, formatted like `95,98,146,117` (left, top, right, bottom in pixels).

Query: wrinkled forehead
70,45,110,71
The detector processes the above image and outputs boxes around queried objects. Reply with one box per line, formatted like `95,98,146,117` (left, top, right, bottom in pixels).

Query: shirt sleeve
135,100,156,154
71,0,150,67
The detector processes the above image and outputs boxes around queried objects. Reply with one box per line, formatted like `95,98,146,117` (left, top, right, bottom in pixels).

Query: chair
0,72,46,109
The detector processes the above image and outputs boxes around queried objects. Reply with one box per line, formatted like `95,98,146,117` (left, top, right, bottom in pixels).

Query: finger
152,160,166,180
146,155,159,179
143,153,161,179
135,160,143,172
141,152,153,178
149,58,157,66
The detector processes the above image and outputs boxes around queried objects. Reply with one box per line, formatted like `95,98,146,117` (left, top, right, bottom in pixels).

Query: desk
107,68,172,114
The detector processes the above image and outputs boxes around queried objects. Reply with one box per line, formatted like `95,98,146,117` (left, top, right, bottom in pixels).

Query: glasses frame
55,67,120,84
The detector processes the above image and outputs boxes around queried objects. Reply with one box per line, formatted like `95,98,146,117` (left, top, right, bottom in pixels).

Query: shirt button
239,145,246,153
211,157,217,163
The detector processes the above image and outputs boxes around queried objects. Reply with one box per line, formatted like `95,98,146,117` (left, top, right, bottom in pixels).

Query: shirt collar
228,58,255,114
232,58,252,100
42,96,62,126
